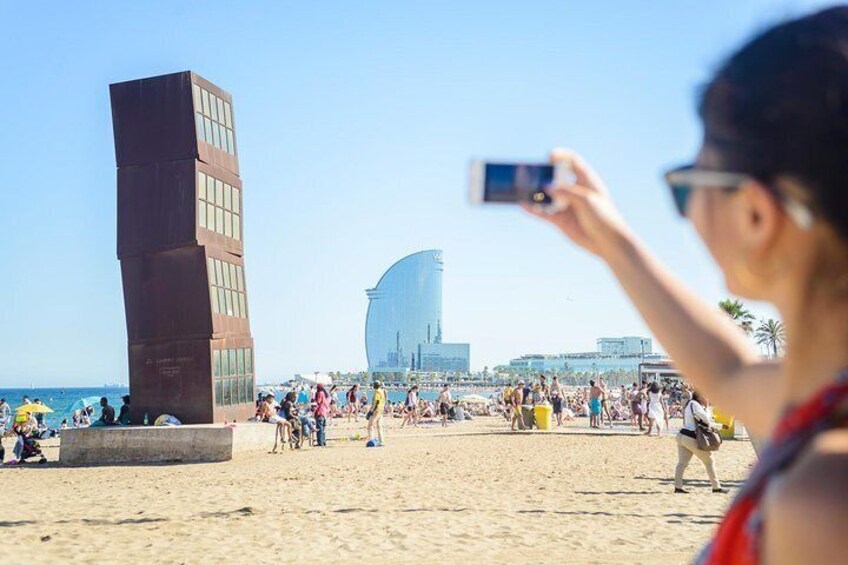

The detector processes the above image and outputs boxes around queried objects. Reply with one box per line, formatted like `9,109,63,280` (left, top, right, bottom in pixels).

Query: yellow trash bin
534,404,553,431
713,408,735,440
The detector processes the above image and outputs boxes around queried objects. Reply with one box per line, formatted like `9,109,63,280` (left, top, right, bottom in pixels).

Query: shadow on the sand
517,509,723,524
575,490,661,495
636,476,746,487
0,520,36,528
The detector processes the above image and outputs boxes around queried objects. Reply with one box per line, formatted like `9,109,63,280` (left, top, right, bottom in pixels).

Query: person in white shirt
644,381,667,436
674,391,727,493
0,398,11,432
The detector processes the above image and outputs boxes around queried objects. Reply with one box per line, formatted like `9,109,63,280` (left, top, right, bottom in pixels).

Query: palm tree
755,318,786,358
719,298,756,335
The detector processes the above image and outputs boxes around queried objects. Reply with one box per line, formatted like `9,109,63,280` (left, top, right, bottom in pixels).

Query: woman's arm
603,236,780,435
690,401,711,426
525,149,781,436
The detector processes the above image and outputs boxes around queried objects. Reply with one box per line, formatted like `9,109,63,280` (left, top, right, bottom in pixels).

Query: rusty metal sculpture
110,71,255,424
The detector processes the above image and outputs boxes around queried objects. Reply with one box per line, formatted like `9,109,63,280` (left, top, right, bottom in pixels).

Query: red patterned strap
703,375,848,565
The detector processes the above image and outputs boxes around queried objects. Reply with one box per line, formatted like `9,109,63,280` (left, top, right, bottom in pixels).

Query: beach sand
1,417,755,564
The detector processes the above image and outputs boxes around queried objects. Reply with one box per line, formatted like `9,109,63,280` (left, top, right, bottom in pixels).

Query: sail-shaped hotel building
365,250,469,375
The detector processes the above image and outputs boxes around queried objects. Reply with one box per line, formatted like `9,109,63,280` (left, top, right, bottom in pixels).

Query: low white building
597,336,652,356
293,373,333,386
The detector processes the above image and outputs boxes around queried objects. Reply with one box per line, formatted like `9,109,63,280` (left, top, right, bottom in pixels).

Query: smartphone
469,160,556,207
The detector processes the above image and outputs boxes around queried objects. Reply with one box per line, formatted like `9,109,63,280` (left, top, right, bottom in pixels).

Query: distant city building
506,352,666,374
365,250,470,374
417,343,470,372
597,336,652,356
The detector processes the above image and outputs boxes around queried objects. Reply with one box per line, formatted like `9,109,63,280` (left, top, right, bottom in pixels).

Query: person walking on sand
631,383,646,431
644,381,667,436
346,384,360,423
675,392,726,493
551,376,564,427
437,384,452,427
0,398,10,433
367,381,386,446
511,381,525,431
599,378,614,428
588,380,602,428
401,385,419,428
502,383,515,422
328,385,341,419
313,383,330,447
627,383,639,428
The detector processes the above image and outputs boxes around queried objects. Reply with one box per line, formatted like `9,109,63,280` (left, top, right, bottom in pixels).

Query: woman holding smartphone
526,8,848,563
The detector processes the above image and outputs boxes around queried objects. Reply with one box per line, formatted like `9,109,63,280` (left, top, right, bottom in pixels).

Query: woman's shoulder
763,429,848,562
782,429,848,492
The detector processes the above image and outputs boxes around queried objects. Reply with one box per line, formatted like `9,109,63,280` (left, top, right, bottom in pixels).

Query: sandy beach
1,417,755,564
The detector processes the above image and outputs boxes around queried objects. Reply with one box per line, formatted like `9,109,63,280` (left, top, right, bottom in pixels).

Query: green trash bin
521,405,535,429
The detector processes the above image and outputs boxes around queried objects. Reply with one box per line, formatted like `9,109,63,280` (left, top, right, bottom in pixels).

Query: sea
1,385,500,429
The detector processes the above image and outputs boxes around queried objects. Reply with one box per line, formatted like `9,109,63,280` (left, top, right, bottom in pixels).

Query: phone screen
484,163,554,204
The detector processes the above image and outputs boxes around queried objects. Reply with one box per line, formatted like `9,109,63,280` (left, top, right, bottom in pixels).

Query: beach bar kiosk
110,71,255,424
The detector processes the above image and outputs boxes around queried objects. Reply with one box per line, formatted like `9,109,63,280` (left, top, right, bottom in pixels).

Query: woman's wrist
598,228,644,273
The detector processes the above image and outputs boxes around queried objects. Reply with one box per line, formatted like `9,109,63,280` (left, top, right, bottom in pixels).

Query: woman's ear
737,180,783,254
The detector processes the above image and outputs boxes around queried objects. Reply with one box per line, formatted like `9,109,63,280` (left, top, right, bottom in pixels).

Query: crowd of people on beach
253,380,499,451
3,377,732,501
1,395,132,465
68,396,132,429
493,375,692,433
1,396,58,465
250,374,706,451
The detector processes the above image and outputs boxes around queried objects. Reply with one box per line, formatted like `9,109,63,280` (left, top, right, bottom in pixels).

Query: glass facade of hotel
365,250,444,372
417,343,470,372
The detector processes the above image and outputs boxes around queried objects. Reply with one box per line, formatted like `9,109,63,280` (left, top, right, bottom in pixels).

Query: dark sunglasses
663,165,748,217
663,165,813,229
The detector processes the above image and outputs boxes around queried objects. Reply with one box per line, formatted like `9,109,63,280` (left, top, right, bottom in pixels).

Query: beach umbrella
458,394,489,404
68,396,102,413
15,402,54,414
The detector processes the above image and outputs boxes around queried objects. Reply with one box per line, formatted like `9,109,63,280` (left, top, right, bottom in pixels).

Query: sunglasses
663,165,814,229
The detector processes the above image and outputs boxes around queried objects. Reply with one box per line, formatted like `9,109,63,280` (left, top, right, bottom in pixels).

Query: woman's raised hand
523,148,635,260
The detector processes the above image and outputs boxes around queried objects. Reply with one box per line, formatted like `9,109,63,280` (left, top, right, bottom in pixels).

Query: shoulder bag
693,404,722,451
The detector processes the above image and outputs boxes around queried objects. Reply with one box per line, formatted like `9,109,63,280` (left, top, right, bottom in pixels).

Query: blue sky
1,1,829,386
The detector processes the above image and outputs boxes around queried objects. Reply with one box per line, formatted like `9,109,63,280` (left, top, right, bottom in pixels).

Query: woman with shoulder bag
675,392,727,494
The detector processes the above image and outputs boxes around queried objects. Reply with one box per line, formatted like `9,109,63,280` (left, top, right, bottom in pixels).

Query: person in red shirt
313,384,331,447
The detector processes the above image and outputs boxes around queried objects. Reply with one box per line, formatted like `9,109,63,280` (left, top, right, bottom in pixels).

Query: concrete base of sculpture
59,422,274,466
